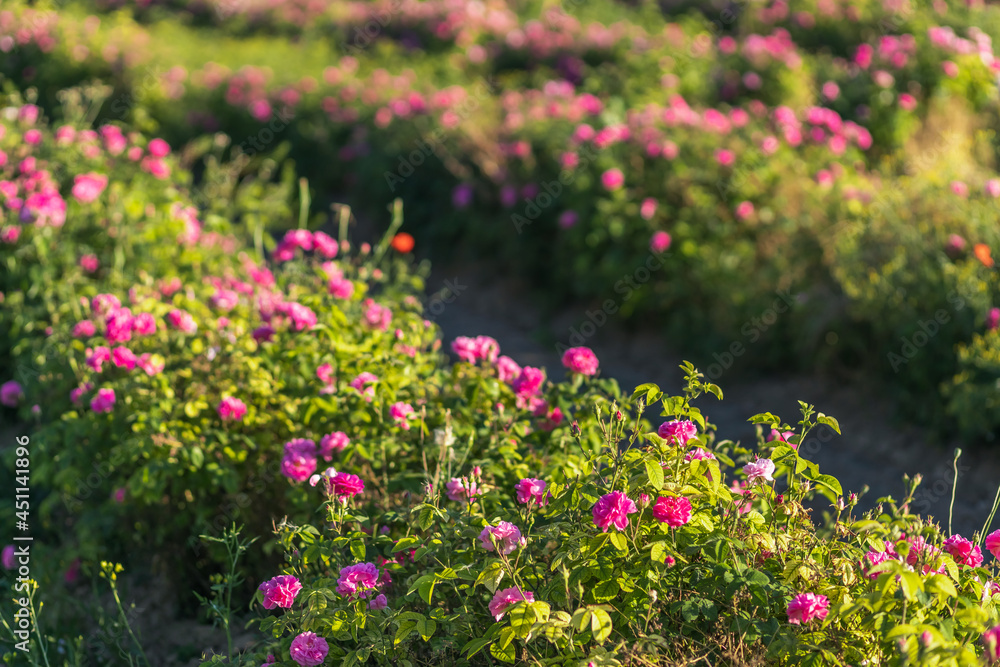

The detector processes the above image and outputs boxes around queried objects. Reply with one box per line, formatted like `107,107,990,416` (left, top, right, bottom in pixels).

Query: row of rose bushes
6,0,1000,437
5,93,1000,667
236,367,1000,667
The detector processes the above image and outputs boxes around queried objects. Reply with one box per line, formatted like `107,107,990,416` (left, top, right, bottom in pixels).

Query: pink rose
319,431,349,460
943,534,983,567
489,587,534,621
985,529,1000,560
258,574,302,609
289,632,329,667
71,173,108,203
479,521,525,555
496,356,522,384
281,439,318,483
561,346,599,376
330,472,364,499
786,593,829,625
446,477,479,502
657,420,697,446
601,168,625,191
390,401,415,429
2,545,15,569
111,346,137,370
515,478,547,506
90,388,116,413
592,490,638,532
336,563,380,598
743,458,775,485
652,496,692,527
650,231,671,254
218,396,247,422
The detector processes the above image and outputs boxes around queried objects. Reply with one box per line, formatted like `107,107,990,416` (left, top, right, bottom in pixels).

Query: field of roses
4,0,1000,435
7,0,1000,665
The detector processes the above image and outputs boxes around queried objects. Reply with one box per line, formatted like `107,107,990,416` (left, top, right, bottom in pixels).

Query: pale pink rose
488,587,535,621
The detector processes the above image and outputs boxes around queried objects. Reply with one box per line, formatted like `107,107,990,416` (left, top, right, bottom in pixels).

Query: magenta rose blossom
985,626,1000,663
652,496,692,528
496,356,522,384
446,477,480,502
986,530,1000,561
73,320,97,338
289,631,329,667
319,431,349,460
258,574,302,609
336,562,380,599
657,420,697,446
512,366,545,399
786,593,829,625
111,346,137,370
390,401,415,429
515,478,547,506
489,587,535,621
601,168,625,191
561,347,599,376
592,491,638,532
330,472,364,499
368,593,388,611
943,534,983,567
167,308,197,333
1,380,23,407
478,521,526,555
90,388,116,413
218,396,247,422
650,231,671,253
281,439,318,483
132,312,157,336
71,172,108,203
84,345,111,373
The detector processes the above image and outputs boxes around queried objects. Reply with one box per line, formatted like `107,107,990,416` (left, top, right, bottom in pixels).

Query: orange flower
390,232,415,253
975,243,994,267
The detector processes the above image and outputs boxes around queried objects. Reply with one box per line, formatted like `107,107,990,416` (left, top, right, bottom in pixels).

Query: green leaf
609,533,628,553
926,574,957,598
812,474,843,503
816,414,841,435
407,575,436,604
350,540,366,561
588,533,610,554
748,412,782,426
704,383,723,400
507,602,537,638
394,621,416,645
590,608,613,643
475,561,505,593
571,608,592,633
462,637,492,658
416,618,437,641
593,580,619,602
899,571,922,601
393,536,419,553
189,446,204,469
645,459,664,490
417,505,435,531
490,627,516,663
